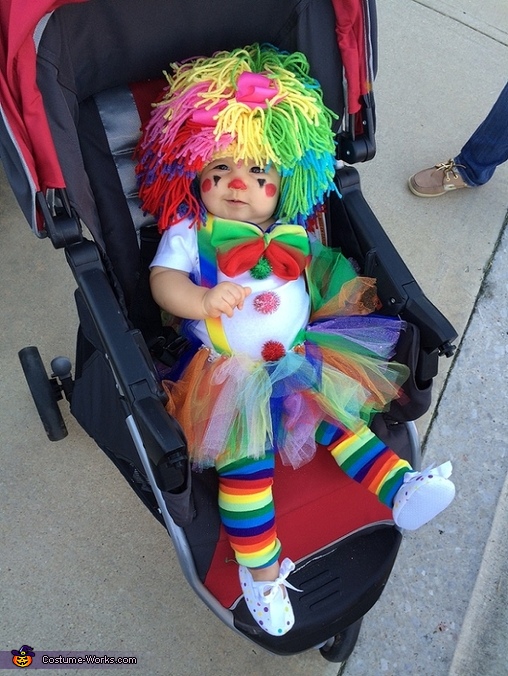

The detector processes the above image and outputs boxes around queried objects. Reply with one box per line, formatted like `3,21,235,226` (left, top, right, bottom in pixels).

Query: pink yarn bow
235,71,279,108
191,71,280,126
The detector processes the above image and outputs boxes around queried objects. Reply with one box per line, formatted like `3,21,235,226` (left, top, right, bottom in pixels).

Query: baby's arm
150,267,251,319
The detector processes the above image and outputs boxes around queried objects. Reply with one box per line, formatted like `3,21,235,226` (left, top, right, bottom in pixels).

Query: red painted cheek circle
265,183,277,198
253,291,281,315
201,178,212,193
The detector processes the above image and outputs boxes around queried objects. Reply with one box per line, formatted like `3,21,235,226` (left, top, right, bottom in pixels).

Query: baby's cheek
265,183,277,198
201,178,212,193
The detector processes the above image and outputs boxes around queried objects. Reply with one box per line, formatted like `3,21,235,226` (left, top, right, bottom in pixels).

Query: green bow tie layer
210,217,310,280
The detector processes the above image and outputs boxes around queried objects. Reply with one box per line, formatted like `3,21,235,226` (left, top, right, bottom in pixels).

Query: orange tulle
311,277,380,321
163,348,219,453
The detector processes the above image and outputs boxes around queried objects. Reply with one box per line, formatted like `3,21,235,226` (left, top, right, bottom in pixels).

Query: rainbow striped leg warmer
216,451,282,569
315,420,412,508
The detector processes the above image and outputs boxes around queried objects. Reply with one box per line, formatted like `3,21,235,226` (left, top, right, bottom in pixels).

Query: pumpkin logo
11,645,35,668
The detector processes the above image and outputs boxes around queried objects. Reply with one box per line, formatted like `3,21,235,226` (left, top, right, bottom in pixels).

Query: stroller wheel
319,617,363,663
18,346,68,441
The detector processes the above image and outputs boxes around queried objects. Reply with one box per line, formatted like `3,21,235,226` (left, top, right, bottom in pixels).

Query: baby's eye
214,163,229,171
250,166,266,174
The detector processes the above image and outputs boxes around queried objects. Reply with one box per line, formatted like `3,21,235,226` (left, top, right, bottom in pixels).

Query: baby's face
199,157,280,229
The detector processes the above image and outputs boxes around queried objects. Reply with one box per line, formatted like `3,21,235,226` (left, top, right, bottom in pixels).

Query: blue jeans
455,82,508,186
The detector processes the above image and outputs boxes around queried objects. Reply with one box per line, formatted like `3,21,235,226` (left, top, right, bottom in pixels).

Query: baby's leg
315,419,455,529
216,451,280,569
315,419,411,507
216,451,299,635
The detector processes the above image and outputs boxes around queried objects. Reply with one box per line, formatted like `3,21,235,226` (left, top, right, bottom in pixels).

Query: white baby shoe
393,461,455,530
238,558,302,636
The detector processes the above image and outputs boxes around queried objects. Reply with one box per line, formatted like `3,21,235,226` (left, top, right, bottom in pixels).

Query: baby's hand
202,282,252,318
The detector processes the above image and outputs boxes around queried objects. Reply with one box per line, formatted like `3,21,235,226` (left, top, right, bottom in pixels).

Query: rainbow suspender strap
196,215,232,355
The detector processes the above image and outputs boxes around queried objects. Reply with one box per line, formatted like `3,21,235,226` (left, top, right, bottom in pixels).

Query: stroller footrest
232,525,401,655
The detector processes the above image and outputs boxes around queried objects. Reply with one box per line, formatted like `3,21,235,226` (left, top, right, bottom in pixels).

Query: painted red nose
228,178,247,190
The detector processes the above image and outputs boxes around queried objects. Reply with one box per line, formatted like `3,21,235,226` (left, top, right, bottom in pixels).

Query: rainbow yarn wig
135,43,338,230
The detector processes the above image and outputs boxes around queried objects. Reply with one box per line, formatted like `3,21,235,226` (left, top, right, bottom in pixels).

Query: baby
137,44,455,636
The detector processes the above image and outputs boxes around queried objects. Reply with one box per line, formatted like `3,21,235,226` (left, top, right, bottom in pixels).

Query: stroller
0,0,457,663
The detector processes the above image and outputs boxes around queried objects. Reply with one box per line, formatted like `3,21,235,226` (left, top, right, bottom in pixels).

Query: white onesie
151,217,311,360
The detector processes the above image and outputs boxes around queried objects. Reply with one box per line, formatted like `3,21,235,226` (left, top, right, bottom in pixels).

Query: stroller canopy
0,1,82,194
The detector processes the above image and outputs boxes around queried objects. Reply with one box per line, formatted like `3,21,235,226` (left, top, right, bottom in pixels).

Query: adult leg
408,82,508,195
456,82,508,186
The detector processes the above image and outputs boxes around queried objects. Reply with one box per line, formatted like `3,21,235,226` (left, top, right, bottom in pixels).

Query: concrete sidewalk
1,1,507,675
344,208,508,676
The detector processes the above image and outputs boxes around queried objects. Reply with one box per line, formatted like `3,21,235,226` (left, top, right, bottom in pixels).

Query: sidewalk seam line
421,207,508,452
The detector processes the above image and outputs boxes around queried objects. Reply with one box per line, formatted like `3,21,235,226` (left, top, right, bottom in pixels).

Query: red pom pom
261,340,286,362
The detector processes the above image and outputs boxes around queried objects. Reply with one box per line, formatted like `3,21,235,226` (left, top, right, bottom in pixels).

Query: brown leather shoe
408,159,470,197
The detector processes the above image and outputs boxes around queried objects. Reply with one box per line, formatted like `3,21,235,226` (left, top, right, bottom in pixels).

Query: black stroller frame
1,0,457,663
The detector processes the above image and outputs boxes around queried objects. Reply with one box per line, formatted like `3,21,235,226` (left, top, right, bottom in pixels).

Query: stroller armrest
65,238,187,492
131,396,188,493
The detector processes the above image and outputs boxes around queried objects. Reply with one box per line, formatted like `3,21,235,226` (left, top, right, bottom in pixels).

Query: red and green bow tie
210,217,310,281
